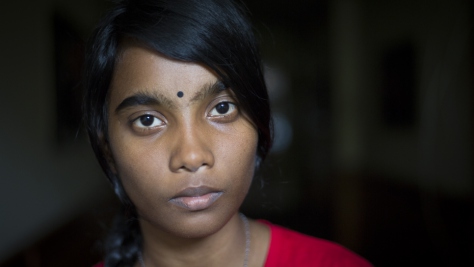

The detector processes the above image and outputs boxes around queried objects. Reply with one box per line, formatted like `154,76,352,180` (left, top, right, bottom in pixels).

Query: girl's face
106,43,258,238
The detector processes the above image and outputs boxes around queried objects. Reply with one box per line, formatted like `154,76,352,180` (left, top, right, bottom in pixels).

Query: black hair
83,0,272,266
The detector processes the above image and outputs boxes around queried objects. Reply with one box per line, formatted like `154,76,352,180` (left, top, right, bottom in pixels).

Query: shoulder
259,221,372,267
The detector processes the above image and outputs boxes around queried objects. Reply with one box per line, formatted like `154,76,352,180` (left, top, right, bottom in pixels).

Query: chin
140,204,238,240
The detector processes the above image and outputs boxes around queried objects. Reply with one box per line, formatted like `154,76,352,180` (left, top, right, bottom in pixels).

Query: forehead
108,43,220,107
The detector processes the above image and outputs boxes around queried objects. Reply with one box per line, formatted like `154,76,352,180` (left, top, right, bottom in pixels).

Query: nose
169,125,214,172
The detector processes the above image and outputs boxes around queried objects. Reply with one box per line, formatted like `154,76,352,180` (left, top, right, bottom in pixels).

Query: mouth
169,186,223,211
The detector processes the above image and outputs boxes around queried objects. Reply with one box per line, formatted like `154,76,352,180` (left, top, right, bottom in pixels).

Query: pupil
216,103,229,114
140,115,154,126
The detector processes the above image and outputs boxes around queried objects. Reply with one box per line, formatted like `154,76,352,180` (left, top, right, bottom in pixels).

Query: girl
84,0,372,266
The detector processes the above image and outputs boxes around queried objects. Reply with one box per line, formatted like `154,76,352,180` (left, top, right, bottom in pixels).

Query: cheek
108,135,169,197
221,127,258,184
107,120,258,203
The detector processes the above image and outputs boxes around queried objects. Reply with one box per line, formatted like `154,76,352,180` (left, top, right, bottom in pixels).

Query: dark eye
216,102,230,114
133,115,164,128
209,102,236,116
140,115,154,126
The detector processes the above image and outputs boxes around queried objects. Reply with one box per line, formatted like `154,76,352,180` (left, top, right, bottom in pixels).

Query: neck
139,213,247,267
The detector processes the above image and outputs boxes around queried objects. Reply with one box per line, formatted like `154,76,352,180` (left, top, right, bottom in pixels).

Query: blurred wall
0,0,471,265
244,0,472,264
331,0,472,194
0,0,110,262
329,0,472,257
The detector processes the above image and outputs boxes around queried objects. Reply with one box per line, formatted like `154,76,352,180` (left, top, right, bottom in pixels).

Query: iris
215,102,229,114
140,115,155,126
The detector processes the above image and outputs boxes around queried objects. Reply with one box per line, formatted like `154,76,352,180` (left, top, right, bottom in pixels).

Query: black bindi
177,91,184,98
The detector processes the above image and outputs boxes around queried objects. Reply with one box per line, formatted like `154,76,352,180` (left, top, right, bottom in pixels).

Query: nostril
178,161,209,172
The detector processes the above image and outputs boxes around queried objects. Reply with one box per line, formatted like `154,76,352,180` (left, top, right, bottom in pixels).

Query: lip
169,186,223,211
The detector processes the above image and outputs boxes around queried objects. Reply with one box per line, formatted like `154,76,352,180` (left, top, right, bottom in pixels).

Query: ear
99,132,117,174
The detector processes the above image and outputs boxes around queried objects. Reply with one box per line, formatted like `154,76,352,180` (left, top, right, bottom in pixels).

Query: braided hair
83,0,272,266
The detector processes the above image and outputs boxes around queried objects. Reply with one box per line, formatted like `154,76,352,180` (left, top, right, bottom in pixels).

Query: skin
105,42,269,266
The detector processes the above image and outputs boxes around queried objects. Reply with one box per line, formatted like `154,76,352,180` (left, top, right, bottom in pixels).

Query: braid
84,0,273,265
104,209,142,267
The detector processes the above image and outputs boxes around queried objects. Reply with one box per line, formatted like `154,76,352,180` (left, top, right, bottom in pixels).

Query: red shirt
94,221,372,267
261,221,372,267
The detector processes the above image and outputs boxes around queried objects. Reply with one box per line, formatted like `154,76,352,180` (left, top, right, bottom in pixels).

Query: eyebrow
189,80,227,103
115,91,174,114
114,80,228,114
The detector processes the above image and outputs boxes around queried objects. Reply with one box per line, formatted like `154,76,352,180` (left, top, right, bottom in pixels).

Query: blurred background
0,0,472,266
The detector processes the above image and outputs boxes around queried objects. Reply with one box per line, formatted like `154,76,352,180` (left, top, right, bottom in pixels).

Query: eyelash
208,101,237,117
131,114,165,132
129,100,239,134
